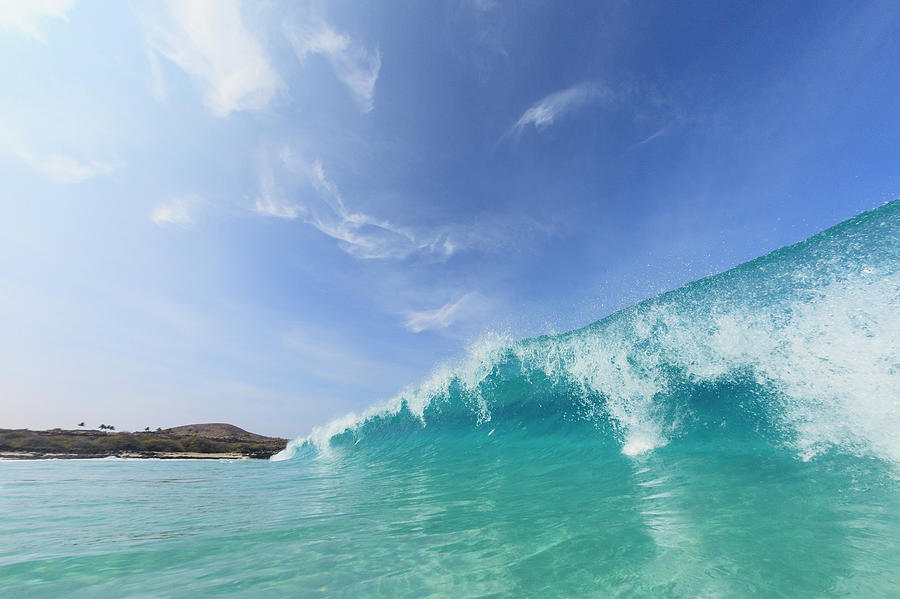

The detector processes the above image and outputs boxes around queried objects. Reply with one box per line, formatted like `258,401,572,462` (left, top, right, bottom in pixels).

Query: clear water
1,448,898,597
2,201,899,597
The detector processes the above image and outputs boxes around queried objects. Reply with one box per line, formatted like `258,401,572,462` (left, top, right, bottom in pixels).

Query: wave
273,200,900,463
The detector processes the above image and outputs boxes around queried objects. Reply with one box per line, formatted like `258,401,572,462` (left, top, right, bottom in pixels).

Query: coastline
0,424,287,461
0,451,254,460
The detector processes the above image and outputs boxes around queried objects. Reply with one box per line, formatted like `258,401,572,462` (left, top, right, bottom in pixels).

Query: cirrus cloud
285,21,381,113
150,195,200,228
403,293,485,333
12,147,118,184
511,82,615,134
254,147,457,260
0,0,74,42
139,0,282,117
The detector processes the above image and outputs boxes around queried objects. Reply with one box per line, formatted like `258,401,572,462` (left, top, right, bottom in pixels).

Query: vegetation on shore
0,424,287,459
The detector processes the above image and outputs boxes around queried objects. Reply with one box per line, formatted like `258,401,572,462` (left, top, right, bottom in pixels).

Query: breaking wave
274,201,900,464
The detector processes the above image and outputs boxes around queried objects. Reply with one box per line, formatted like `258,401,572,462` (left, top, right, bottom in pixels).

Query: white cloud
145,42,168,104
471,0,500,12
630,125,669,149
253,155,302,219
512,82,613,134
150,195,198,227
14,148,117,184
0,0,74,41
304,159,418,259
255,149,456,260
139,0,282,117
286,21,381,113
253,194,301,220
404,293,482,333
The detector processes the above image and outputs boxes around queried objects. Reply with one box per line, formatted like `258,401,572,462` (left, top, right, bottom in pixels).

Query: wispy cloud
403,293,483,333
629,125,670,150
14,148,118,184
305,159,420,259
0,0,74,41
253,194,300,220
139,0,282,117
512,82,613,134
281,322,387,387
471,0,500,12
253,153,302,219
254,148,456,260
150,195,198,228
285,21,381,113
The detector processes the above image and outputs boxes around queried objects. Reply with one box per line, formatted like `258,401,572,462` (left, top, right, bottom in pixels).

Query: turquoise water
3,201,899,597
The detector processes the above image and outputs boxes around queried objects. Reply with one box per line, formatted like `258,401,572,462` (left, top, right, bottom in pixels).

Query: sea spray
275,200,900,464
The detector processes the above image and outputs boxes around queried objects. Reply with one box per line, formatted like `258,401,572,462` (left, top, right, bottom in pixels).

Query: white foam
276,219,900,463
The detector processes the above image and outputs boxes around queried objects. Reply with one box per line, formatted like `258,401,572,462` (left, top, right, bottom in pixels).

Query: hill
0,424,288,460
162,423,274,442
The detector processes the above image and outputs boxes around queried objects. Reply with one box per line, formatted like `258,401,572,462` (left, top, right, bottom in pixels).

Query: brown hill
163,423,277,442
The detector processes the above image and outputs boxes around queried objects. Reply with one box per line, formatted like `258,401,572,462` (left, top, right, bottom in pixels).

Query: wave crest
274,201,900,463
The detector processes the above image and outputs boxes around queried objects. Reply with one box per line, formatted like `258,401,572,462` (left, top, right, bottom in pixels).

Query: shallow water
1,444,898,597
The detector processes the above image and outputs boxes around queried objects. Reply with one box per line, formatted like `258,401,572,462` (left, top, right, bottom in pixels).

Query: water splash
274,200,900,463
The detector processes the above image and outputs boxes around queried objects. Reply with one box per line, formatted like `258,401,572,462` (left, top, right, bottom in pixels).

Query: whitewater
2,201,898,597
277,199,900,465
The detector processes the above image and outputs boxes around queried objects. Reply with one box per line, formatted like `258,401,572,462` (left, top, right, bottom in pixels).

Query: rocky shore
0,423,288,460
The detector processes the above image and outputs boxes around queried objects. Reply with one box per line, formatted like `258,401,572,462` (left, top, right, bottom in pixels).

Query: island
0,423,288,460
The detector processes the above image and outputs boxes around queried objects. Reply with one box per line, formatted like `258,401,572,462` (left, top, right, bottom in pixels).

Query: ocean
2,201,898,597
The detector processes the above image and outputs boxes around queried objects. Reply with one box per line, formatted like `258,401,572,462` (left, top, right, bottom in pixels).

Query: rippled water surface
1,444,898,597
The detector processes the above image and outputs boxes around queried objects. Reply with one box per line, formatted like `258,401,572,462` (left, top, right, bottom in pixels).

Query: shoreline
0,451,257,460
0,424,287,461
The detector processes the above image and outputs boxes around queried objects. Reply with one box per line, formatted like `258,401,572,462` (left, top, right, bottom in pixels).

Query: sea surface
2,201,899,597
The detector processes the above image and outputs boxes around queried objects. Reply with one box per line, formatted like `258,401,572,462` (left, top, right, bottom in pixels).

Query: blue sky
1,0,897,437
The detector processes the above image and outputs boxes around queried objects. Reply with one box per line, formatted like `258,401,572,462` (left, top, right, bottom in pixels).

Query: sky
0,0,898,438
